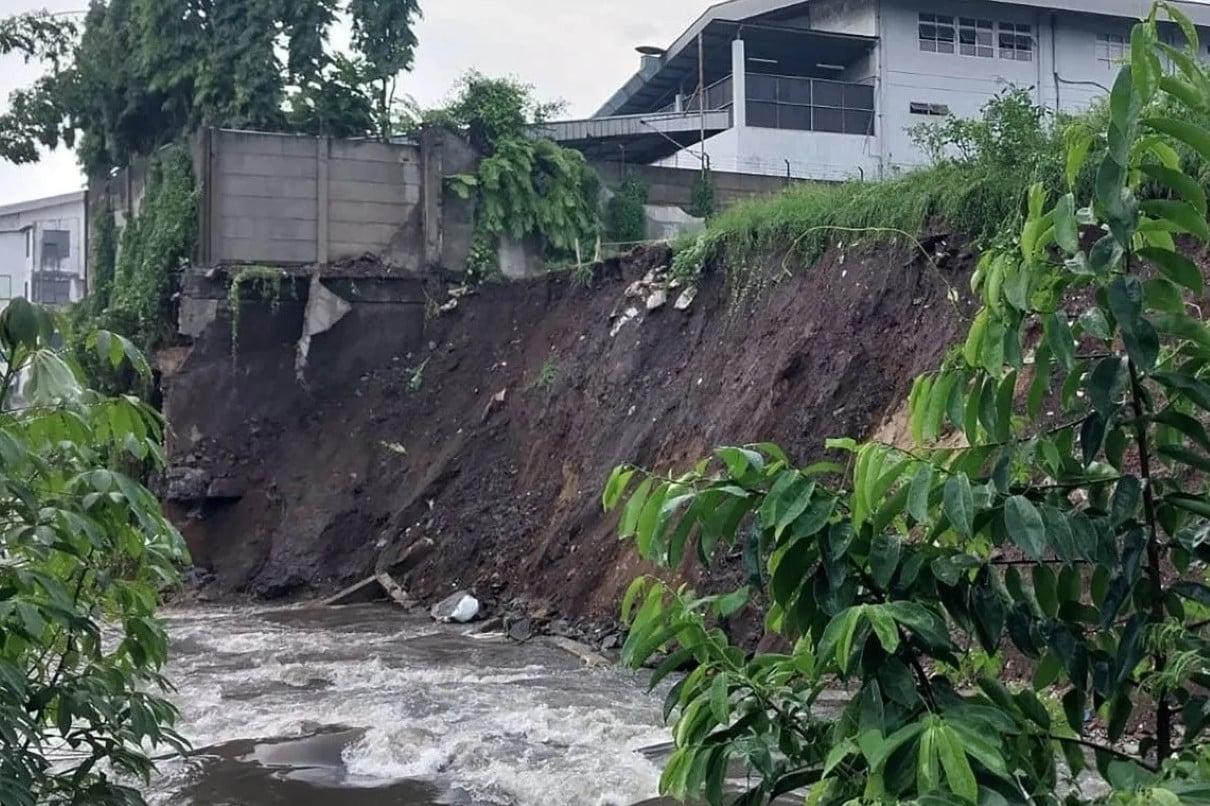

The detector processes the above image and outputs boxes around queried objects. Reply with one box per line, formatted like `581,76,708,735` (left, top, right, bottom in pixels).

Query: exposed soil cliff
164,241,975,621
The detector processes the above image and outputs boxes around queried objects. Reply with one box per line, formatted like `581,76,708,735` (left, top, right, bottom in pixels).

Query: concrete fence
590,161,802,210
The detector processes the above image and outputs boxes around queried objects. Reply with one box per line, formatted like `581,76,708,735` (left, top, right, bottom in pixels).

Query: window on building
959,18,995,58
999,22,1034,61
1097,33,1128,67
744,76,874,135
910,102,951,116
919,13,956,54
24,230,30,258
32,275,72,307
40,229,70,272
0,276,12,301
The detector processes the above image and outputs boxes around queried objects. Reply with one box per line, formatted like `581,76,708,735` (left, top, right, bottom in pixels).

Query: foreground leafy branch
607,4,1210,804
0,299,189,805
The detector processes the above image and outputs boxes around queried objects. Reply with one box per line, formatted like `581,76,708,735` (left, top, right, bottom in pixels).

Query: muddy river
146,604,671,806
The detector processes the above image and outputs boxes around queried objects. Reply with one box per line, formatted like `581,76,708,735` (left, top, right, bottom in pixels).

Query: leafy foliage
690,169,716,221
88,206,118,317
606,179,649,245
348,0,422,139
608,6,1210,804
0,0,422,173
106,148,198,352
675,88,1073,303
442,73,600,277
227,265,288,356
0,298,189,805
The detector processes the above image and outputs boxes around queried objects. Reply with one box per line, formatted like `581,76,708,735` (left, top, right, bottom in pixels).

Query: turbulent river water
146,604,673,806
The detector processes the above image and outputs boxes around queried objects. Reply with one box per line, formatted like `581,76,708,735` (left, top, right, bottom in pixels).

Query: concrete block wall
199,130,424,269
592,161,802,211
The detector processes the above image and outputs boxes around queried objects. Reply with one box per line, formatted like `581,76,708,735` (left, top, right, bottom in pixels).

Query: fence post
316,136,330,269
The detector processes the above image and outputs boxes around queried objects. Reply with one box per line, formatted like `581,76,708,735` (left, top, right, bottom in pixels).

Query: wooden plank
375,572,416,609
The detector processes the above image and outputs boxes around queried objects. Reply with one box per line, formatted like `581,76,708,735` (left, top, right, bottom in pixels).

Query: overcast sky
0,0,705,205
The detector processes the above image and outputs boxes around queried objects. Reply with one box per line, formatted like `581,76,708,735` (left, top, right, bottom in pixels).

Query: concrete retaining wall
198,130,425,270
591,161,802,210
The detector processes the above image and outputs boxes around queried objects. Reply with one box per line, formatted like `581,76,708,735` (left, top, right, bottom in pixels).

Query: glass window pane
779,77,812,105
780,105,812,130
844,110,874,135
844,83,874,110
0,275,12,300
813,107,844,133
748,74,777,101
814,80,844,107
747,101,778,128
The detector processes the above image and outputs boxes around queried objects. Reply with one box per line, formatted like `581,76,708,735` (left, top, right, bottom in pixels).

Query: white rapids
144,603,672,806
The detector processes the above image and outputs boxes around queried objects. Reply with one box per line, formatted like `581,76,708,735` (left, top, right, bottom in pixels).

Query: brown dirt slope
165,242,974,619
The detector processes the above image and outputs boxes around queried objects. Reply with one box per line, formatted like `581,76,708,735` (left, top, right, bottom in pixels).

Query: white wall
811,0,878,36
0,193,85,308
879,0,1210,171
0,231,28,311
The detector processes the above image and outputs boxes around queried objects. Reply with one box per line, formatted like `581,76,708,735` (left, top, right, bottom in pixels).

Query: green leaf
1110,66,1140,138
908,463,933,523
1140,199,1210,241
867,721,925,772
1034,652,1064,688
1160,444,1210,473
1033,565,1059,618
603,467,636,511
1154,409,1210,452
944,475,974,539
869,534,901,589
1131,24,1160,104
1144,117,1210,165
1066,125,1095,188
865,605,901,654
1015,689,1052,730
1155,371,1210,413
709,672,730,725
1137,246,1205,296
1111,476,1143,526
1045,312,1075,370
1108,276,1159,371
1088,356,1126,415
620,477,653,540
1140,163,1207,217
714,586,749,617
1053,193,1079,254
937,726,978,803
1005,496,1046,560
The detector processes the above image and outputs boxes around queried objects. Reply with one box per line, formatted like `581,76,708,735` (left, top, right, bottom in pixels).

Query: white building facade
552,0,1210,182
0,191,87,312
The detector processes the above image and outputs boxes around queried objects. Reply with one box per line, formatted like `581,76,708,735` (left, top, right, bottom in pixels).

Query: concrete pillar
731,37,747,129
674,93,684,112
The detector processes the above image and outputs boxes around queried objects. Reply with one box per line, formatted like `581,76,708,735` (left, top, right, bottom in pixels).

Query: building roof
0,190,86,220
597,0,1210,116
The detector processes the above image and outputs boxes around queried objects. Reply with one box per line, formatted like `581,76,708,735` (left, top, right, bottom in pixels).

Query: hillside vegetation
613,5,1210,805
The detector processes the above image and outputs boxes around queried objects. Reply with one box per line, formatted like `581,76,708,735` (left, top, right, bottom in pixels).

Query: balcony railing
658,74,875,136
747,74,875,136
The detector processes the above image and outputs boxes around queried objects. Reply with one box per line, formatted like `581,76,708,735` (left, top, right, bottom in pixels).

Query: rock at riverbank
430,591,480,623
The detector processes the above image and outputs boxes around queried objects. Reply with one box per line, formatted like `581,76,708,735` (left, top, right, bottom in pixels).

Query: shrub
608,6,1210,804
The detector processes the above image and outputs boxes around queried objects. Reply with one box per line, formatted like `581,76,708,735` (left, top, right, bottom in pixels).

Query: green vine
107,147,198,351
689,169,715,219
227,265,288,355
88,205,117,315
438,73,601,283
605,178,648,245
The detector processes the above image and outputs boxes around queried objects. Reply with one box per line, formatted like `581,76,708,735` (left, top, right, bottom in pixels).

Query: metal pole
698,32,706,176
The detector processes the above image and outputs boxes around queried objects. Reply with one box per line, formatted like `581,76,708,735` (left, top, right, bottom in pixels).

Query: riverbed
146,604,671,805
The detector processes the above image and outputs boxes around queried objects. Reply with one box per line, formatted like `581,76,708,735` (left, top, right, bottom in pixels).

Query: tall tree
349,0,423,139
0,0,423,174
